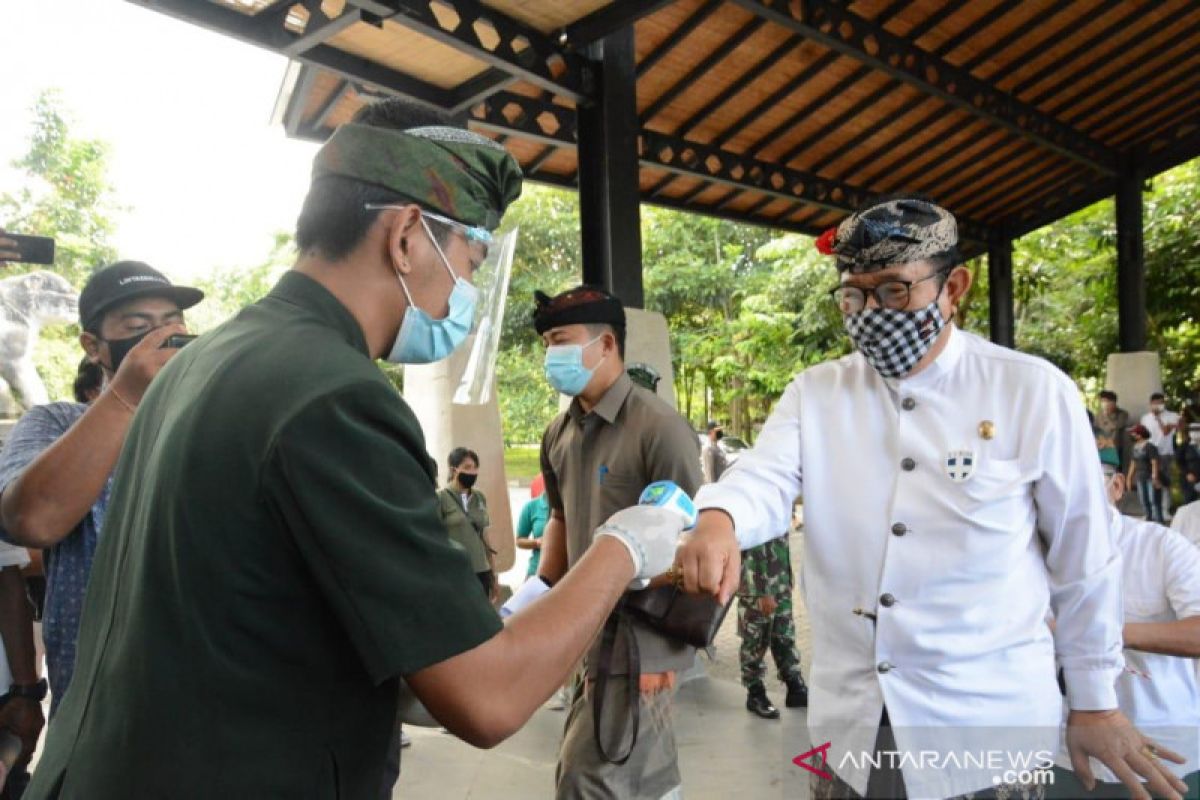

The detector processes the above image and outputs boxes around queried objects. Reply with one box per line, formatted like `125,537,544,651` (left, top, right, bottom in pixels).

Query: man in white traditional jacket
674,197,1189,800
1053,447,1200,798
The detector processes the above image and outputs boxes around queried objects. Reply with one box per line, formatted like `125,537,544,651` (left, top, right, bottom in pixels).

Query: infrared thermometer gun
637,480,697,530
502,481,696,617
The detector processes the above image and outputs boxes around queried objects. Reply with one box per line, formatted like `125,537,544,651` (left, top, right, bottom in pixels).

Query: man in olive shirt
535,286,703,799
25,101,689,800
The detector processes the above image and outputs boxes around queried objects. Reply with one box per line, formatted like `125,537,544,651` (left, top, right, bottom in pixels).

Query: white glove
595,505,685,589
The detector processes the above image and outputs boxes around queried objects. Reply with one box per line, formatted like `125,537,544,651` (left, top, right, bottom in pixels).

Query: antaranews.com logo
793,742,1056,787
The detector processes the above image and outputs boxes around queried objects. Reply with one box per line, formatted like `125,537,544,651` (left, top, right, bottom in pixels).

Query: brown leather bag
593,588,734,763
623,585,734,648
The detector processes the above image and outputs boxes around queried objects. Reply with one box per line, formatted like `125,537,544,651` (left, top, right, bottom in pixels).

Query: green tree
1,90,124,403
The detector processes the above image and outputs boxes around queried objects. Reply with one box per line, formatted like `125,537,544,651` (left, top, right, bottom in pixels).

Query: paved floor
394,673,817,799
396,490,819,798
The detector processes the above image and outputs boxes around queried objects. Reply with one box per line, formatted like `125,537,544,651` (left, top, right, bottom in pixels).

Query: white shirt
696,327,1123,799
1058,512,1200,782
0,540,31,694
1170,501,1200,549
1141,408,1180,455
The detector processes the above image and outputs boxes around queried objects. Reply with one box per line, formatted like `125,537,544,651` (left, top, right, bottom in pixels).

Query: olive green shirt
26,272,501,800
539,372,702,675
437,486,491,573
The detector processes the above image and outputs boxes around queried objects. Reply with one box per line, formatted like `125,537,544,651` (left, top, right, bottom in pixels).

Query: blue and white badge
945,449,975,483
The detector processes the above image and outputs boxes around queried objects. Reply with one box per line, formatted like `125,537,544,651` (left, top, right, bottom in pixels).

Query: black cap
706,420,721,431
79,261,204,330
532,285,625,336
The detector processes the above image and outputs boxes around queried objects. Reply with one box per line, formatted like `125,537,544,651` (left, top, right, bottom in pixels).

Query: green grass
503,447,542,484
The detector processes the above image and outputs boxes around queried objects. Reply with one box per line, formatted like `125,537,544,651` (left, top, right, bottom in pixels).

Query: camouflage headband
312,123,523,230
815,198,958,273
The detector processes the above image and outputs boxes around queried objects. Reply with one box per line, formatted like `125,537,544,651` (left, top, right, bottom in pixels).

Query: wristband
7,678,47,702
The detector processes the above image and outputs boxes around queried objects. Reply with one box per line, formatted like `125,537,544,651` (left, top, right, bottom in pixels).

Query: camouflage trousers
737,592,802,690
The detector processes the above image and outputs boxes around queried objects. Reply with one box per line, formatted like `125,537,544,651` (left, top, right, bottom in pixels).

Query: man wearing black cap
677,196,1187,799
533,284,702,799
0,261,200,723
23,101,689,800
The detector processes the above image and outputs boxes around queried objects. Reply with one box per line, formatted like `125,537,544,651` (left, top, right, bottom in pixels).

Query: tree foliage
1,90,123,402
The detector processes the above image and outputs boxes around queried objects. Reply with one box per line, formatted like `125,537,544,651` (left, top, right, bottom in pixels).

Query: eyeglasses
364,204,494,247
828,270,948,314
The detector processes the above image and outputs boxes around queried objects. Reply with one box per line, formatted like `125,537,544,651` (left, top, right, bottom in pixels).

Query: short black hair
1099,390,1118,401
294,98,458,261
1151,392,1165,401
584,322,626,360
73,357,104,403
448,446,480,470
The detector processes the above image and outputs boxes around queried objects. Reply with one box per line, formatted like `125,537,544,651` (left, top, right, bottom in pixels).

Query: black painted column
1115,165,1147,352
575,26,643,307
987,233,1014,348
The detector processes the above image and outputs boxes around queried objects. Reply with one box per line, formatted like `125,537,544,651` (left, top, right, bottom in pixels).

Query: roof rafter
345,0,589,101
729,0,1118,176
469,91,991,244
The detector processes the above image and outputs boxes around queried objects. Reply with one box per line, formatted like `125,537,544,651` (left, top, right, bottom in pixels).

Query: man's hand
594,505,686,588
757,596,778,615
109,324,187,406
674,509,741,604
0,696,45,769
1066,709,1187,800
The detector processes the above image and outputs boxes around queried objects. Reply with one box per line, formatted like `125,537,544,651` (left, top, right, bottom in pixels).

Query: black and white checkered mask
843,300,946,378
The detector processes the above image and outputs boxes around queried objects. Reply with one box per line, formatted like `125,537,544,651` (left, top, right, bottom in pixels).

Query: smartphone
162,334,198,349
4,234,56,264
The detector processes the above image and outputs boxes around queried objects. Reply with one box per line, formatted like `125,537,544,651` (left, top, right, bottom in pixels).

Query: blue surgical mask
387,218,479,365
544,335,604,396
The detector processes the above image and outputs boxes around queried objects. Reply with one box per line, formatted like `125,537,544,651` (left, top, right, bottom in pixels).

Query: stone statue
0,270,79,414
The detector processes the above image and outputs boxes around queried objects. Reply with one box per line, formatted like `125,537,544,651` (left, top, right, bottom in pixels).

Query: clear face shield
442,216,518,405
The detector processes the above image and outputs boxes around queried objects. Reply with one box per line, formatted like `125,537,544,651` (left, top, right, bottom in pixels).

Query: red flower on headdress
815,227,838,255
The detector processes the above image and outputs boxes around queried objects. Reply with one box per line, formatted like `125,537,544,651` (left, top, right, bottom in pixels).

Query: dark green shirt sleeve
262,381,501,684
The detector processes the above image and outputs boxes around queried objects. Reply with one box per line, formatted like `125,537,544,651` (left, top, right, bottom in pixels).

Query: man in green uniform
534,286,703,799
24,100,688,800
737,532,807,719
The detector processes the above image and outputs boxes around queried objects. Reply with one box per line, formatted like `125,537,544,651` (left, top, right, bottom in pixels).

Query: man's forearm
407,536,632,747
0,566,37,684
0,392,131,547
1124,618,1200,657
536,515,568,583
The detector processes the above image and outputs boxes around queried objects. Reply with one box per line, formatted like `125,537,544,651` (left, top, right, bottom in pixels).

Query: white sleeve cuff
696,484,770,550
1063,666,1121,711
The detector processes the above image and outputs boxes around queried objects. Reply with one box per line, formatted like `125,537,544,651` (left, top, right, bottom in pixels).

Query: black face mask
457,472,478,489
100,330,152,373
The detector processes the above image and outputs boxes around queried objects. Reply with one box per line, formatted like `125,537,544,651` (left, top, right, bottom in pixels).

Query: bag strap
593,599,640,765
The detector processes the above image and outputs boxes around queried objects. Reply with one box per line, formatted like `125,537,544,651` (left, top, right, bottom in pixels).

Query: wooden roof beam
636,0,725,78
560,0,678,49
469,91,992,244
129,0,455,108
345,0,589,102
729,0,1118,176
639,16,769,124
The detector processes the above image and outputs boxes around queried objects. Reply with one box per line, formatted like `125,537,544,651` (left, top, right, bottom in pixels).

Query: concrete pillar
403,336,514,572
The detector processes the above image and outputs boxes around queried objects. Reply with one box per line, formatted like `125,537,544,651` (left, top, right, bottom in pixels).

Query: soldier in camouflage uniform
738,531,807,719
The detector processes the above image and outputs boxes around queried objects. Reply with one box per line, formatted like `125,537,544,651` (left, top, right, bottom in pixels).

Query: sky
0,0,320,281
